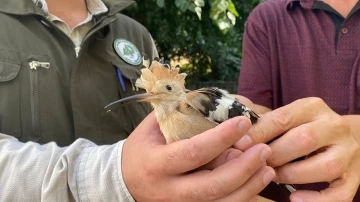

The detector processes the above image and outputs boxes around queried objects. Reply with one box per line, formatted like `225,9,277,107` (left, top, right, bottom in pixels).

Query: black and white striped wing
185,87,259,124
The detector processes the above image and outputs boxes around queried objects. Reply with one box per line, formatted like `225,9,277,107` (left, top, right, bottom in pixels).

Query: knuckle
295,126,318,150
302,97,327,113
352,142,360,155
242,163,256,178
163,150,178,169
179,187,199,201
270,110,292,129
307,97,326,108
249,123,267,143
205,180,225,200
183,141,203,166
321,158,344,180
331,116,350,135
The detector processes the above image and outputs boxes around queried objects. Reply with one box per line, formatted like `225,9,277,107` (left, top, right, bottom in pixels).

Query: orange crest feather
136,57,187,90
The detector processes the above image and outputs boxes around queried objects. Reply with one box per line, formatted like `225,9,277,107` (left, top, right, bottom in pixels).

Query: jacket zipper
29,61,50,138
35,15,119,136
39,16,116,58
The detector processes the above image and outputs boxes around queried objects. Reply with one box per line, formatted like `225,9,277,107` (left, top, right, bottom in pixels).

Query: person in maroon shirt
236,0,360,201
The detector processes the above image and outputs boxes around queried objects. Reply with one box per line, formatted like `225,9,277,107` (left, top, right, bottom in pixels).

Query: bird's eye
166,85,172,91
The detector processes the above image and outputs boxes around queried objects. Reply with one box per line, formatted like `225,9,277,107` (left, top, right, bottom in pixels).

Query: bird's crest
135,57,187,91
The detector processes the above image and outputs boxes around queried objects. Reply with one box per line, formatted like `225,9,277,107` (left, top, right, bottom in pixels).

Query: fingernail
238,134,252,149
260,147,271,162
238,119,250,130
226,150,242,161
291,197,303,202
263,171,275,185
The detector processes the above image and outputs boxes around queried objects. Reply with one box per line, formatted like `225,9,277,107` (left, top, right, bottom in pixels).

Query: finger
235,97,331,151
289,172,359,202
200,148,243,170
172,144,272,201
274,146,351,184
152,116,252,175
216,166,275,202
267,119,335,167
249,196,258,202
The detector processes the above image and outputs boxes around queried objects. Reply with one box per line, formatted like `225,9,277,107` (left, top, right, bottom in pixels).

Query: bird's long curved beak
104,93,160,112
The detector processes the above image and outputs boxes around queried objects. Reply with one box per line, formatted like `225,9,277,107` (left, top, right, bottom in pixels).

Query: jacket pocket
98,60,151,144
0,58,21,137
28,61,50,141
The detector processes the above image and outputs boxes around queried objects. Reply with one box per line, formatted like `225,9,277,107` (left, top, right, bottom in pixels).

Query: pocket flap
0,60,21,82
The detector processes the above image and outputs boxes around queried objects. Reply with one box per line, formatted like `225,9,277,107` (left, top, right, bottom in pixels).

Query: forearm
0,134,134,202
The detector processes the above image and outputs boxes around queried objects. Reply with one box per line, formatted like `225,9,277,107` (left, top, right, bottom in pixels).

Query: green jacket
0,0,156,146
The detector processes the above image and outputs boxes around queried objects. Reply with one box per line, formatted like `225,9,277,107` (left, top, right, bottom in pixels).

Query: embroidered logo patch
114,39,142,65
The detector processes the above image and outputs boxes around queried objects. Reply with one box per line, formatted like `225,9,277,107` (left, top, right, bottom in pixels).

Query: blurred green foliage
123,0,261,83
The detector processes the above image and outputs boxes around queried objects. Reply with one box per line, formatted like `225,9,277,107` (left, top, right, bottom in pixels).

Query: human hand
122,112,275,202
235,97,360,202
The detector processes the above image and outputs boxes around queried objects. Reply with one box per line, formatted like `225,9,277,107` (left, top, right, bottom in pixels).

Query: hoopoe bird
105,56,259,143
105,56,296,194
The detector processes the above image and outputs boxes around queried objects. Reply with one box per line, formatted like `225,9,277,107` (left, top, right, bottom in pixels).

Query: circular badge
114,39,142,65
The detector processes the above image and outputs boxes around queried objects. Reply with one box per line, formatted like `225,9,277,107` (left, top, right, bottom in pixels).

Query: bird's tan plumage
132,57,259,143
158,102,217,143
135,58,217,143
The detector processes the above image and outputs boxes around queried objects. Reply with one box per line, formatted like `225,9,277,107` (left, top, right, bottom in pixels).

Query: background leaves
123,0,261,91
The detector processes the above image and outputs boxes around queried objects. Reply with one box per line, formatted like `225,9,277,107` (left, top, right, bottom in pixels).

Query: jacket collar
103,0,135,16
31,0,108,16
0,0,135,16
286,0,317,10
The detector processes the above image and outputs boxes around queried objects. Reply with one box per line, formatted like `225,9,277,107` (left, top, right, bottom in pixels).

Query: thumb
131,112,166,144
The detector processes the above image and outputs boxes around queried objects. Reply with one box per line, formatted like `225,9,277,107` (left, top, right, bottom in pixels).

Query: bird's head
135,57,188,103
105,57,188,111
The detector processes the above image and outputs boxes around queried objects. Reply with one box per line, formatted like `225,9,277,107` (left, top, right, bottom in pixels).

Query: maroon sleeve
238,7,273,109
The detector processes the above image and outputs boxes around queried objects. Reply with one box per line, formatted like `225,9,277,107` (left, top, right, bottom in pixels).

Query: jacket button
341,28,348,34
